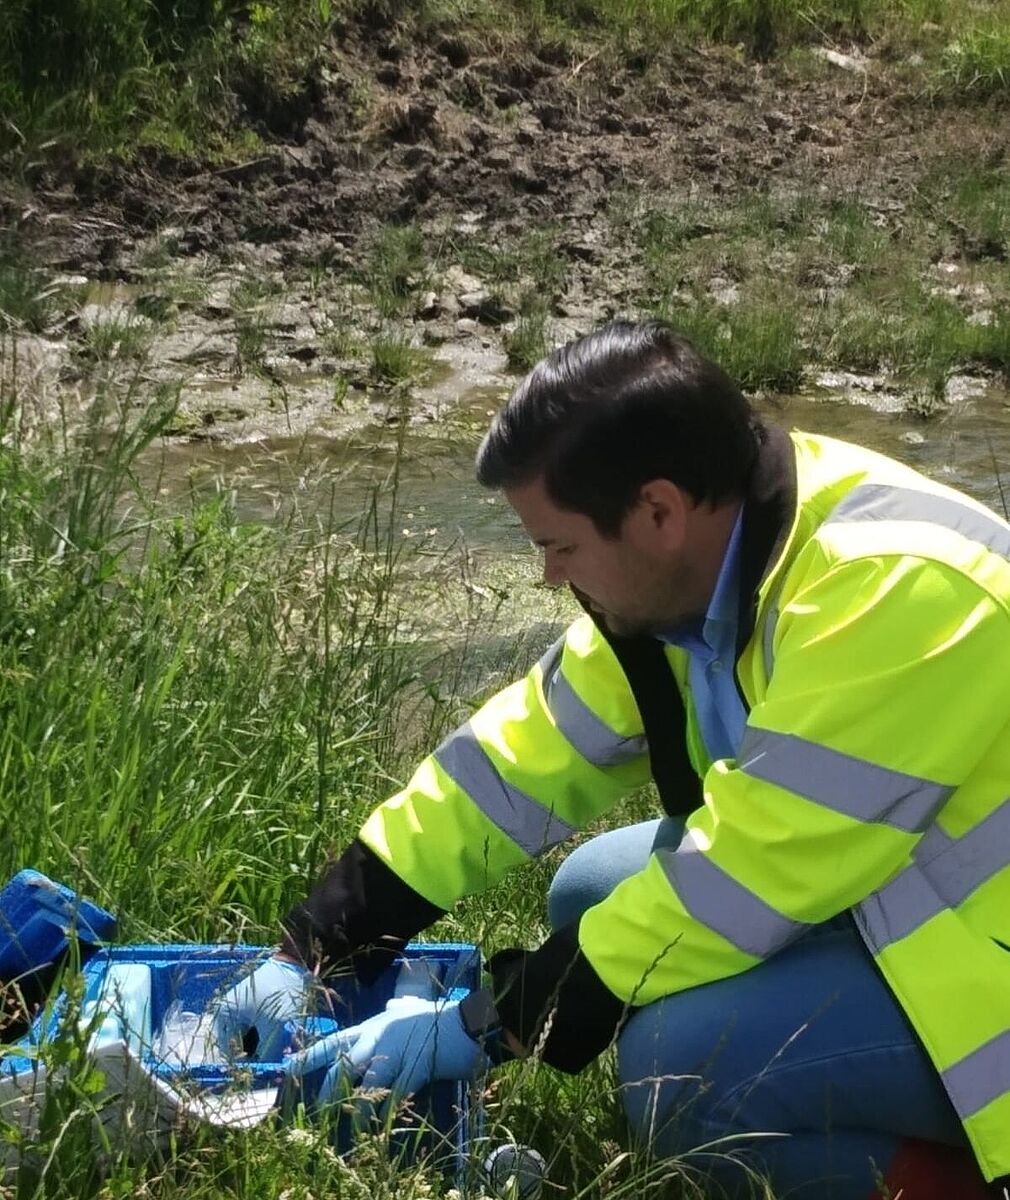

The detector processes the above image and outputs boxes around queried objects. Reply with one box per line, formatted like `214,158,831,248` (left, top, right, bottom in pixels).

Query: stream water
136,361,1010,555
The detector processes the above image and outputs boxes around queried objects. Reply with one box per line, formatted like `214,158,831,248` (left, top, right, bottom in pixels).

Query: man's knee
546,821,663,931
546,843,601,930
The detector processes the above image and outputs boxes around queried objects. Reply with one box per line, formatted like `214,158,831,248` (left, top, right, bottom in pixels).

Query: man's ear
632,479,688,549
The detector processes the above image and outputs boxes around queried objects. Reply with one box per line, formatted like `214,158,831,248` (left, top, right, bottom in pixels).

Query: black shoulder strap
598,624,703,817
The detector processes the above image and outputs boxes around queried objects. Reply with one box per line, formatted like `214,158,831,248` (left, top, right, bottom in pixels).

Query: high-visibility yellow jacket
288,426,1010,1181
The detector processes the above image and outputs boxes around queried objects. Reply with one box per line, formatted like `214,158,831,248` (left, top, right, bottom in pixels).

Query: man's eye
555,545,575,556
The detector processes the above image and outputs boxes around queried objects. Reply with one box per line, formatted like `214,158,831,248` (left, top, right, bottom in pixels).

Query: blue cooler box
0,869,117,984
2,940,484,1173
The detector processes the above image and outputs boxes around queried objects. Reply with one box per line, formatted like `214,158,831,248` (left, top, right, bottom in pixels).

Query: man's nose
542,553,567,588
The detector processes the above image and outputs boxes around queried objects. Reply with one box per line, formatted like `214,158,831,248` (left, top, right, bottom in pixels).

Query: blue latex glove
213,956,310,1061
287,996,487,1112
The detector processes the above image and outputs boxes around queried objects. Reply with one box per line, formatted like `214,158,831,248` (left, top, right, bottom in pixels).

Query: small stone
417,291,441,319
708,278,740,306
456,318,479,336
443,266,484,295
812,47,868,72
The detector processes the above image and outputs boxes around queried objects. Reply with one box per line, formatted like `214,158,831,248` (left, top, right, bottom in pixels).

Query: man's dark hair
476,319,763,535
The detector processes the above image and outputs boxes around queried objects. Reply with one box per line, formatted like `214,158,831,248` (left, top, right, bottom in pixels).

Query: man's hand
212,955,310,1061
287,995,488,1111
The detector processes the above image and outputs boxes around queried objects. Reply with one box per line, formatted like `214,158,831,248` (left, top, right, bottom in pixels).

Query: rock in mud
458,290,513,325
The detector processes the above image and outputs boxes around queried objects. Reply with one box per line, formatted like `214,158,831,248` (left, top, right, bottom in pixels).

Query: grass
503,295,553,371
234,313,271,376
0,248,64,334
230,277,285,311
2,0,1010,168
620,173,1010,393
0,345,709,1199
655,294,806,393
370,331,435,384
362,225,430,319
938,167,1010,262
452,227,568,305
938,20,1010,99
0,0,329,160
78,314,154,365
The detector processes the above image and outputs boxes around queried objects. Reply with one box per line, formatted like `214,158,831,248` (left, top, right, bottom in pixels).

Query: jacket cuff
488,923,628,1073
281,839,446,984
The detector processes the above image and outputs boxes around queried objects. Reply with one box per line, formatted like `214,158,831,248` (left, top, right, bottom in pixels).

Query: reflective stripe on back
856,798,1010,951
825,483,1010,559
434,723,576,856
739,726,953,833
539,639,648,767
656,831,810,959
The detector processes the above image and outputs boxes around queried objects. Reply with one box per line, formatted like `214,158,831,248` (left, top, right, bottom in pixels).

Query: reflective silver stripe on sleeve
826,483,1010,559
856,798,1010,951
538,639,648,767
655,832,809,959
942,1029,1010,1120
434,723,577,856
739,726,953,834
856,866,943,952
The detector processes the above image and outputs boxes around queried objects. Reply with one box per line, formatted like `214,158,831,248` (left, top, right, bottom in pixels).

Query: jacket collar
736,423,797,656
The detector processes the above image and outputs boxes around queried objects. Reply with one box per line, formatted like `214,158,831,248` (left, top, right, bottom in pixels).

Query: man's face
504,474,699,637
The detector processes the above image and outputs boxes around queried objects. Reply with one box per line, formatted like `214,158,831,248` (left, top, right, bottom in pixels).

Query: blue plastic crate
3,941,484,1174
0,870,116,983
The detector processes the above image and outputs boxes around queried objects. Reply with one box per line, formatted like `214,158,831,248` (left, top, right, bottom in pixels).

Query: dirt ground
5,22,1007,279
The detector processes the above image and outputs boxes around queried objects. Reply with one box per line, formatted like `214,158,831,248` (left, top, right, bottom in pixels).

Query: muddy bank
3,14,1009,508
11,24,1007,276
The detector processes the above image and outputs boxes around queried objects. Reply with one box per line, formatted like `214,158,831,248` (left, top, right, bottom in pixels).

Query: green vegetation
78,314,154,365
661,296,807,392
229,276,283,375
453,227,568,308
503,296,553,371
0,0,332,160
0,346,430,926
370,331,436,383
938,18,1010,99
0,242,64,333
0,349,689,1199
623,167,1010,394
363,225,430,319
234,311,271,374
3,0,1009,164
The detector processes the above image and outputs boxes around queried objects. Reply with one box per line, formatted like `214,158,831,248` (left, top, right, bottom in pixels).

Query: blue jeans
547,819,967,1200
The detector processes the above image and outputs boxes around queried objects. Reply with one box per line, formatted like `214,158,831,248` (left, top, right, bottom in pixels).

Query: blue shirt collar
659,507,744,652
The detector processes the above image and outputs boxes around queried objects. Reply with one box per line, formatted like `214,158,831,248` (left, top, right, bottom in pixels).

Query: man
217,321,1010,1198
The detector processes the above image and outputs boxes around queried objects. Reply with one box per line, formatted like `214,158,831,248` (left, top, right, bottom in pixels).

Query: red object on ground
868,1138,992,1199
